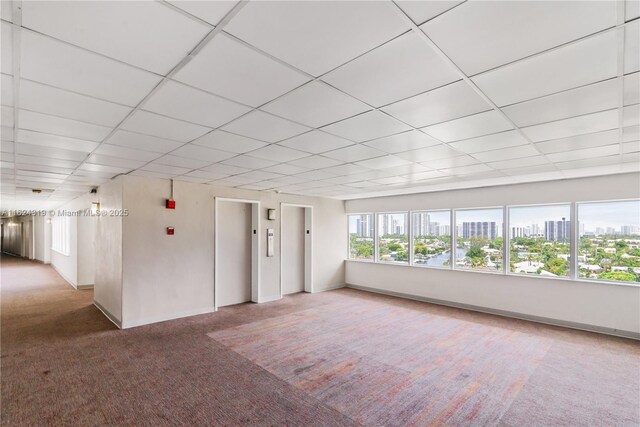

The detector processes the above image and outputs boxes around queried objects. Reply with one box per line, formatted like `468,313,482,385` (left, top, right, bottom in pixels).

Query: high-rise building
606,227,617,235
545,217,571,241
355,215,372,238
462,222,497,240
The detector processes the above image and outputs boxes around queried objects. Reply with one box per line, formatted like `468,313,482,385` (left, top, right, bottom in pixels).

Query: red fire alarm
166,199,176,209
166,227,175,235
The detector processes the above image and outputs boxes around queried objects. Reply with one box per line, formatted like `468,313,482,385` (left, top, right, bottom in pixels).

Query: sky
577,200,640,230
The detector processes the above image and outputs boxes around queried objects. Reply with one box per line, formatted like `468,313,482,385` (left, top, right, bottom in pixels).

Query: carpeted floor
2,256,639,426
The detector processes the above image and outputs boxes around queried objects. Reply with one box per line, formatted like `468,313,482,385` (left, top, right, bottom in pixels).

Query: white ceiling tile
17,130,98,153
129,169,175,180
501,163,558,175
171,144,236,163
624,72,640,106
423,110,513,142
235,170,283,182
423,1,616,76
421,154,480,169
548,144,621,162
372,176,410,185
141,162,192,176
278,130,353,154
441,164,494,176
1,1,12,23
473,30,618,106
535,129,619,154
185,169,230,181
214,174,258,185
20,79,131,127
405,170,449,180
623,104,640,127
448,130,528,154
363,130,441,154
167,1,237,25
395,144,460,162
86,154,146,169
322,175,363,185
1,127,14,142
173,175,211,184
22,1,210,74
322,110,411,142
200,163,249,176
93,144,162,162
143,80,251,128
262,81,370,127
221,154,278,170
319,163,370,176
108,130,183,153
154,154,210,170
294,170,337,181
224,1,408,76
395,1,463,25
14,155,80,169
174,33,310,107
19,110,111,142
221,111,310,143
2,105,13,128
1,22,12,75
556,156,622,172
261,163,309,175
246,145,309,162
21,31,161,106
625,20,639,74
472,144,541,162
381,80,490,128
288,155,344,169
322,144,386,162
624,125,639,142
191,130,267,154
622,140,640,153
522,109,618,142
267,174,309,185
1,74,13,106
627,0,640,21
355,155,412,170
323,32,459,107
121,110,210,142
79,163,131,175
502,78,619,127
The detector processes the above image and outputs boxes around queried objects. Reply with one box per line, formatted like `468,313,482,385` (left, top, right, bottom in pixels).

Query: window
412,210,451,267
377,213,408,264
455,208,503,272
577,200,640,283
51,216,70,256
508,205,571,277
348,214,374,261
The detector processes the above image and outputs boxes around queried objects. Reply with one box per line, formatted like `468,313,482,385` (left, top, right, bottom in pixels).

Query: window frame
375,211,410,265
347,213,375,263
453,206,505,275
409,209,453,270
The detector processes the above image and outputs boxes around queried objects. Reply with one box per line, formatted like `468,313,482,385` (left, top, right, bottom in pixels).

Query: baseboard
121,306,216,329
77,284,94,290
259,294,282,303
346,284,640,341
312,283,346,293
94,301,122,329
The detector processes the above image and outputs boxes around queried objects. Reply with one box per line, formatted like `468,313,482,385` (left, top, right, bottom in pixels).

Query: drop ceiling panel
1,74,13,106
143,80,251,128
21,1,211,74
323,32,459,107
534,129,619,154
173,33,310,107
224,1,408,76
191,130,267,154
472,144,541,162
262,81,370,127
473,30,618,106
221,154,278,170
489,155,552,170
221,111,310,143
121,110,210,142
278,130,354,154
154,154,211,170
167,1,237,25
448,130,528,154
381,80,490,128
19,110,111,142
355,155,412,170
1,105,13,128
20,79,132,127
86,154,146,170
320,163,371,176
200,163,249,176
395,144,460,162
262,163,309,176
502,78,619,127
395,1,463,25
141,163,192,176
14,155,80,169
171,144,237,163
548,144,621,162
624,104,640,127
423,1,616,76
246,145,309,162
321,144,386,163
321,110,410,142
625,20,639,74
108,130,183,153
1,22,12,75
21,31,161,106
93,144,161,162
185,170,230,181
522,109,619,142
423,110,513,142
624,72,640,106
288,155,344,169
17,130,98,153
363,130,440,154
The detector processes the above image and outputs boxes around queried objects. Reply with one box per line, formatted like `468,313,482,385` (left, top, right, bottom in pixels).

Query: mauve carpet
2,256,639,426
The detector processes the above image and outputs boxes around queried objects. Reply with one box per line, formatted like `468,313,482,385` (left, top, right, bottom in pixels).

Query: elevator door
282,206,305,295
217,201,252,307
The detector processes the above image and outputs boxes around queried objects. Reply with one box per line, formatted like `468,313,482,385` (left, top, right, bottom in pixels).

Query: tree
598,271,637,282
388,243,402,252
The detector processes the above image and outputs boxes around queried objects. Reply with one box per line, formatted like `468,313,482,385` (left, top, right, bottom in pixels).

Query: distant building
545,217,570,241
621,225,636,235
462,222,497,240
355,215,372,238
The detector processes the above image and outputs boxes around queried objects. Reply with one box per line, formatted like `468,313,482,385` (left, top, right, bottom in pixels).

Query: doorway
280,203,313,296
214,198,260,309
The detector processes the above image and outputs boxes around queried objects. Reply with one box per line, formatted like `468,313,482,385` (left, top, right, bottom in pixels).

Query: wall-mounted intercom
267,228,274,257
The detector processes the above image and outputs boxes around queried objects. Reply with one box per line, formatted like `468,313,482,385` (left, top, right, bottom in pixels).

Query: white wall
345,173,640,337
50,215,78,287
114,175,345,328
94,177,124,326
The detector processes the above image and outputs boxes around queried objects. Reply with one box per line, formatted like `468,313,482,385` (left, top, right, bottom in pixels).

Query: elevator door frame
280,203,313,298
